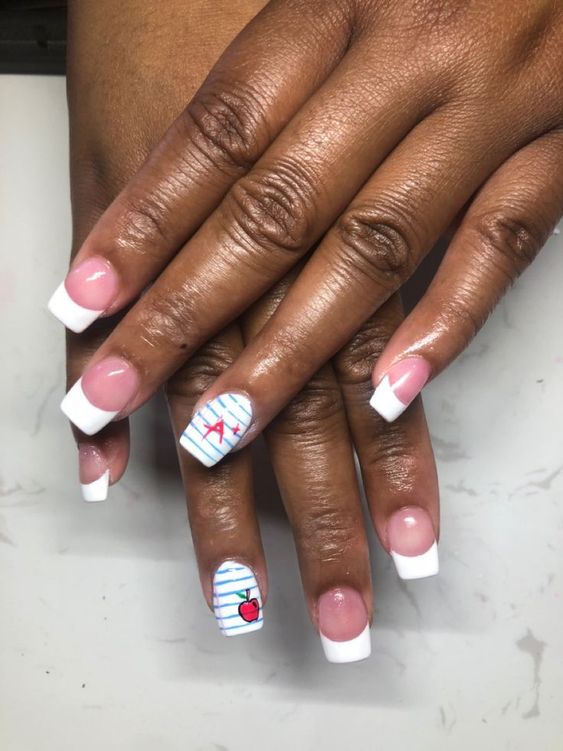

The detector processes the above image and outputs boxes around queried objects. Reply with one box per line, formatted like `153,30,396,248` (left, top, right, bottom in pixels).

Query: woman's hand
63,0,440,662
51,0,563,462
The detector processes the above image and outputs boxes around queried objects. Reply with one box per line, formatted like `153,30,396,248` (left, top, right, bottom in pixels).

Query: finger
63,0,267,493
242,280,372,663
166,325,267,636
48,0,351,332
67,322,130,501
334,296,440,580
59,44,439,436
186,108,531,460
370,129,563,420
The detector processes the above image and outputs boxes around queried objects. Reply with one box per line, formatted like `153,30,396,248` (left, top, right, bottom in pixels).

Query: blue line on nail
214,574,255,587
182,433,218,464
228,393,252,418
220,618,263,631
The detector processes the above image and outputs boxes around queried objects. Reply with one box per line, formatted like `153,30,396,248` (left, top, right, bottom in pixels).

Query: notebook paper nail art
213,561,263,637
180,394,253,467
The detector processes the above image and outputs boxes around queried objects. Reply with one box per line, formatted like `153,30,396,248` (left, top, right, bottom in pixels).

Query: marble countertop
1,75,562,751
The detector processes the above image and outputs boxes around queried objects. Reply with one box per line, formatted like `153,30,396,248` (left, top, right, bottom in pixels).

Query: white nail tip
369,376,406,422
213,560,263,637
320,624,371,664
180,394,253,467
48,281,103,333
60,378,117,436
391,541,439,580
81,470,110,502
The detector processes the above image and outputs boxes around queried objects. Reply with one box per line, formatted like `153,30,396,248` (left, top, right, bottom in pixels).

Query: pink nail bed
369,356,431,422
81,357,139,412
48,256,119,333
61,357,139,436
318,587,371,663
387,506,439,580
78,445,109,502
79,445,107,484
65,257,118,311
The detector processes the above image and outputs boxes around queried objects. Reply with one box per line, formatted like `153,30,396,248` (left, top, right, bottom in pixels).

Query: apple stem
246,588,250,601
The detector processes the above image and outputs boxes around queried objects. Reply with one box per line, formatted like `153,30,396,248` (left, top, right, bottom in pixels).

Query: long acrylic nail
318,587,371,663
79,445,109,502
61,356,139,435
48,256,119,333
213,560,263,636
387,506,439,580
370,357,431,422
180,394,253,467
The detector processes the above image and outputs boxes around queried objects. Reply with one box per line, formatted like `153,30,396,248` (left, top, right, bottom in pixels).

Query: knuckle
299,505,361,563
335,204,418,289
166,339,236,401
118,194,171,250
227,163,317,254
183,85,264,174
194,486,244,533
335,315,395,386
273,373,343,437
362,423,422,483
473,211,543,274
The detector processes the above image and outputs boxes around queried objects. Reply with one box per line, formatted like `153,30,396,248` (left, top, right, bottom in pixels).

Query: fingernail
387,506,439,580
370,357,431,422
318,587,371,664
213,560,263,636
79,445,109,502
48,256,119,333
180,394,253,467
61,356,139,435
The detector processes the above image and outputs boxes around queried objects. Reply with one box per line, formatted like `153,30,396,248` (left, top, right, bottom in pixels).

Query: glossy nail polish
61,356,139,435
213,560,263,636
370,357,431,422
48,256,119,333
387,506,439,580
180,394,253,467
318,587,371,663
79,445,109,502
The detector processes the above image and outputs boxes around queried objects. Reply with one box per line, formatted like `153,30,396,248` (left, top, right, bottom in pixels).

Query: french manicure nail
61,356,139,435
48,256,119,333
79,445,109,502
370,357,431,422
318,587,371,664
387,506,439,580
213,560,263,636
180,393,253,467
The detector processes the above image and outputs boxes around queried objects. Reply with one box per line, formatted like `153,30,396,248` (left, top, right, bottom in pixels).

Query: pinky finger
67,326,131,502
75,421,130,502
370,129,563,421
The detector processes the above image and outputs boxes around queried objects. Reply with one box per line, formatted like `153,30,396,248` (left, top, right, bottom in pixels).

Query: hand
63,0,440,662
50,0,563,461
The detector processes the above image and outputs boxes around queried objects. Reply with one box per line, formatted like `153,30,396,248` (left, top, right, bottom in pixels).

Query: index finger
48,0,349,332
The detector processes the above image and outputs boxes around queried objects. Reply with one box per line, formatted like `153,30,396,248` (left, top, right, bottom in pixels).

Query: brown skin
66,0,563,448
67,0,439,629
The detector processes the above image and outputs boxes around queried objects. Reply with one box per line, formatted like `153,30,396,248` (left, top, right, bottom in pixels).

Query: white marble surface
1,75,563,751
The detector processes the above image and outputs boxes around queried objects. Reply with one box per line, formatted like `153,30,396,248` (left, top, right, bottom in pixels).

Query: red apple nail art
237,588,260,623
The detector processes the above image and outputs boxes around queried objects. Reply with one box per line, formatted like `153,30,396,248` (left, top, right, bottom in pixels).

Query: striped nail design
213,561,263,637
179,393,253,467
